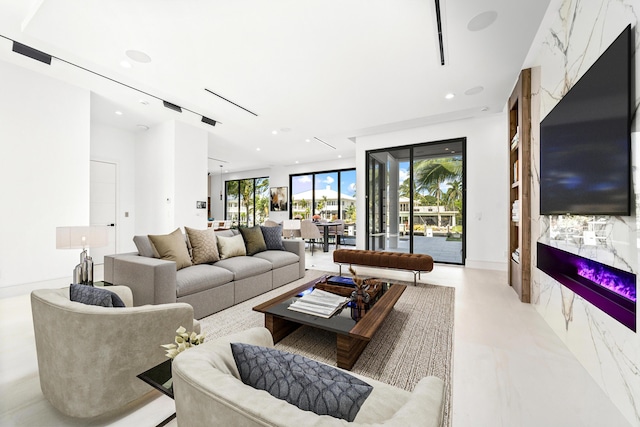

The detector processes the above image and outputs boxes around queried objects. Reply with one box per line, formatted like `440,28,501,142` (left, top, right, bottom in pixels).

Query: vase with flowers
161,326,205,360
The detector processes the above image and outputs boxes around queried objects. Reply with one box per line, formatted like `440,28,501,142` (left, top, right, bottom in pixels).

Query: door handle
107,224,115,227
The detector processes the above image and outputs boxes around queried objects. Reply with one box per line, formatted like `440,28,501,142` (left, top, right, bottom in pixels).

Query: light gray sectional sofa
104,229,305,319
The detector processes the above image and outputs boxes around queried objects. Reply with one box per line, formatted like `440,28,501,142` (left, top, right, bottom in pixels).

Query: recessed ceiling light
125,49,152,63
464,86,484,96
139,99,149,105
120,60,132,69
467,11,498,32
295,161,299,164
445,93,455,99
481,106,490,112
305,139,310,142
451,151,456,154
445,147,450,150
225,170,229,173
136,124,149,131
272,130,278,135
256,148,261,151
115,111,123,115
338,155,342,158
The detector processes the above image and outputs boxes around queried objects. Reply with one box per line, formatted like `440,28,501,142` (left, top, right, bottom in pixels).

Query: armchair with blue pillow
30,285,200,418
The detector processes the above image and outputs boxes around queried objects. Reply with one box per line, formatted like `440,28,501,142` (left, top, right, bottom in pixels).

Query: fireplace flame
577,261,636,303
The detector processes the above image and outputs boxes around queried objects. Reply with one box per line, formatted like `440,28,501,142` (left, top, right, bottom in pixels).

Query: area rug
199,270,454,426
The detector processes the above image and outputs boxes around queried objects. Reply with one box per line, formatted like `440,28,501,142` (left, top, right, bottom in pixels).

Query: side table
137,359,175,426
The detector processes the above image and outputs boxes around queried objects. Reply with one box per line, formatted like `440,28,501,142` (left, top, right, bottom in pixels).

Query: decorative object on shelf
270,186,288,211
161,326,205,360
349,267,371,321
56,226,108,286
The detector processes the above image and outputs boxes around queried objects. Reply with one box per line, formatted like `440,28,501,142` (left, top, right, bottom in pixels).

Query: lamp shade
283,219,301,230
56,226,108,249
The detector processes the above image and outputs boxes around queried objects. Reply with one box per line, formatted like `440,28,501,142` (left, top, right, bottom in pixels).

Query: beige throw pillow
148,228,193,270
217,234,247,259
185,226,220,264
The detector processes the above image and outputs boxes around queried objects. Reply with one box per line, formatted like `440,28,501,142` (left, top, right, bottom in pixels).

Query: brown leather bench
333,249,434,285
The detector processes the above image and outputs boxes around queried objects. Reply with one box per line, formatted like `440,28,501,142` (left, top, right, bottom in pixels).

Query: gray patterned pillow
185,227,220,264
231,343,372,421
70,284,125,307
260,225,285,250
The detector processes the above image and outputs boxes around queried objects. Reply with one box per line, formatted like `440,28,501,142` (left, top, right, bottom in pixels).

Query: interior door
90,160,116,264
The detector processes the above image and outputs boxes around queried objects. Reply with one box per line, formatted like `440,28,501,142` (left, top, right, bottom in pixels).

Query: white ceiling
0,0,551,173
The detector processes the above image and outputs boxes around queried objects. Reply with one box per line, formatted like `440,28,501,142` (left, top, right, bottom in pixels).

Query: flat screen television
539,24,631,216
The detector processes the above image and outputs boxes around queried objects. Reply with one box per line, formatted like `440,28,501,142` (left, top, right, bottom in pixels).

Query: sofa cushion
185,227,220,264
217,234,247,259
176,264,234,298
231,343,372,422
216,229,238,238
214,256,272,281
239,226,267,256
69,284,125,307
253,250,299,269
260,225,285,251
133,235,158,258
148,228,193,270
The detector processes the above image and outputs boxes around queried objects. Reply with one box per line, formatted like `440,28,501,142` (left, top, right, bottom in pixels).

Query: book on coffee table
326,276,356,287
287,288,350,318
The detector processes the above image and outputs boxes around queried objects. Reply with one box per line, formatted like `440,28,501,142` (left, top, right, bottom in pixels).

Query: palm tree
445,180,463,209
414,158,461,227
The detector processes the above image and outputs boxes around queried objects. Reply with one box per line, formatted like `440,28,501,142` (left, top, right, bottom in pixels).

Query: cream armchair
30,286,200,418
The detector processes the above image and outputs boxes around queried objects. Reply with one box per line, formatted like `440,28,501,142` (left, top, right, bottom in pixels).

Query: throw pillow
148,228,193,270
239,225,267,256
133,235,158,258
231,343,372,422
70,284,125,308
217,234,247,259
260,225,285,250
185,227,220,264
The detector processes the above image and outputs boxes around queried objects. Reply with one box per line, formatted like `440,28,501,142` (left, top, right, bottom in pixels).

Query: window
290,169,356,222
225,177,269,227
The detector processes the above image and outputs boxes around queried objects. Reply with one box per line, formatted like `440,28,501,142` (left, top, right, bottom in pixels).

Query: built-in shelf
508,69,532,303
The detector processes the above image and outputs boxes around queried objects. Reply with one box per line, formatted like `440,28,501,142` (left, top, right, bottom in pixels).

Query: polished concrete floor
0,246,632,426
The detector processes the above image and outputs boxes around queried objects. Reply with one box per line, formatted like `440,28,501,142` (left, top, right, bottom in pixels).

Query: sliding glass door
366,139,465,264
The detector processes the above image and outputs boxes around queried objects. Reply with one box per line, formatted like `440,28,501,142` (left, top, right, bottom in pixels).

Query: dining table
316,222,340,252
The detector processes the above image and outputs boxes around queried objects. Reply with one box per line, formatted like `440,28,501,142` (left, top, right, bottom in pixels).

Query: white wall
356,114,508,270
90,122,137,254
135,121,175,235
0,59,90,288
135,120,208,235
174,121,208,230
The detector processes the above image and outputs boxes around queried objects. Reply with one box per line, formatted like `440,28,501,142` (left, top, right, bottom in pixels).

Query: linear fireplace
537,243,636,331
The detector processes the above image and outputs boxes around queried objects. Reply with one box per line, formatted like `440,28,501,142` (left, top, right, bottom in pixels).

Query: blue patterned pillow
231,343,372,421
260,225,285,251
70,284,125,308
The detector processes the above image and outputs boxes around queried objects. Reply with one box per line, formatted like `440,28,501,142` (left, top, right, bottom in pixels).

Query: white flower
161,326,205,359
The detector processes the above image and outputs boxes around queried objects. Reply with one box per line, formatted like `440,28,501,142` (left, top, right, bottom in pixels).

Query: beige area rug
199,270,454,426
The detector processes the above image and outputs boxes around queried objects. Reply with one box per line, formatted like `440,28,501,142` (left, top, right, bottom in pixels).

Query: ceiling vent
433,0,446,66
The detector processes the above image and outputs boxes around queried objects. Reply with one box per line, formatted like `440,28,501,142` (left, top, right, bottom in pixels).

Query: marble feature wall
530,0,639,425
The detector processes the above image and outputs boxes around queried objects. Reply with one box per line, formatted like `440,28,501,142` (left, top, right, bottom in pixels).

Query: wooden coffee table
253,275,406,370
